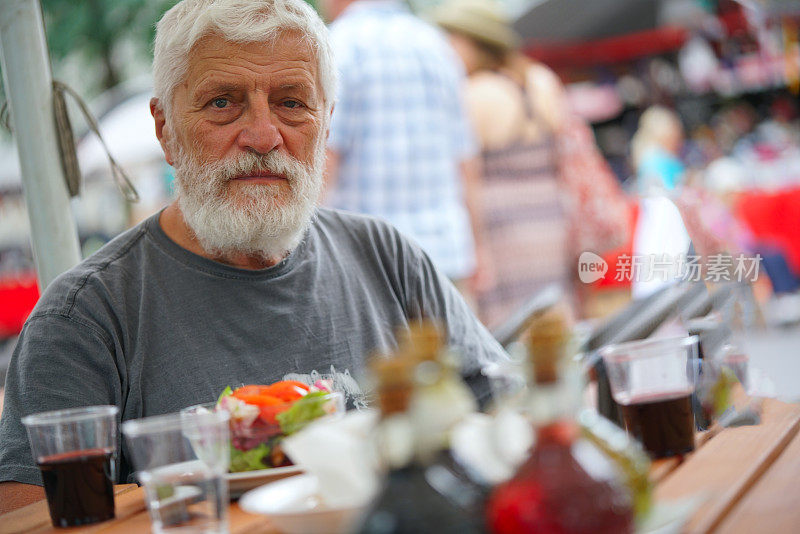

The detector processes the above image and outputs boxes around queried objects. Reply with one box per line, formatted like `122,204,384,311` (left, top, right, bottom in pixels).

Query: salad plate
227,465,304,498
183,380,344,498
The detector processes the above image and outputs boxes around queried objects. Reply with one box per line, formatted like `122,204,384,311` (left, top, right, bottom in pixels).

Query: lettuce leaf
276,391,329,435
216,386,233,406
229,443,270,472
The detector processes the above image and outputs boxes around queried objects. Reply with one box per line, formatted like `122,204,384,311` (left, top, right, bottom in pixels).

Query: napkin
282,409,380,508
451,410,533,485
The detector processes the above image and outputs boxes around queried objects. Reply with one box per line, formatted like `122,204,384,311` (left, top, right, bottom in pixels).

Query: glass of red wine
22,405,119,527
600,336,699,459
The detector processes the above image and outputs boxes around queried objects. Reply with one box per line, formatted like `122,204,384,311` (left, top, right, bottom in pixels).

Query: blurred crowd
316,0,800,329
320,0,631,329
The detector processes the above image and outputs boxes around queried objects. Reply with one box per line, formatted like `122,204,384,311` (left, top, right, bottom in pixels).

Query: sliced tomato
277,380,311,391
231,392,283,407
230,387,293,424
258,404,291,424
232,385,273,397
263,381,310,402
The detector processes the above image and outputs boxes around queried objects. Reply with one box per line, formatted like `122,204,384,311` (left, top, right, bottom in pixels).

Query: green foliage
40,0,179,91
1,0,322,99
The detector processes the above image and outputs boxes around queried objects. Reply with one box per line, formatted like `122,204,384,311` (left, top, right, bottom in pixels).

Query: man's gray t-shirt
0,208,506,485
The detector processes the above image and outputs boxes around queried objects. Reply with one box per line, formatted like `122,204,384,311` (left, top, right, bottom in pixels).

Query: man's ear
150,98,175,166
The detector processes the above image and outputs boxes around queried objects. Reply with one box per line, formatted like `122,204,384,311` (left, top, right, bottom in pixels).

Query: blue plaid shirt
326,0,477,279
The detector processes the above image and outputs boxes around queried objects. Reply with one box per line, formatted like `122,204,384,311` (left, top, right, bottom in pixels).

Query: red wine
487,422,633,534
620,392,694,459
38,448,115,527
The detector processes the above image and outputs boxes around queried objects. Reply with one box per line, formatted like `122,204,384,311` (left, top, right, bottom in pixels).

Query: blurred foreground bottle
486,309,635,534
358,322,486,534
578,409,653,523
400,320,478,439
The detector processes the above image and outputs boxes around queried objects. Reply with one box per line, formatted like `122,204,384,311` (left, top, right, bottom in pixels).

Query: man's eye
283,100,302,109
211,98,229,109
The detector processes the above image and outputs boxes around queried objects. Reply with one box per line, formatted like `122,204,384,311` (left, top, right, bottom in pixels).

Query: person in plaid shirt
321,0,482,284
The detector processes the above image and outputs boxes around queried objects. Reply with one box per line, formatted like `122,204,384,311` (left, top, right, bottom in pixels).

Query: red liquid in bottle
487,422,633,534
38,448,115,527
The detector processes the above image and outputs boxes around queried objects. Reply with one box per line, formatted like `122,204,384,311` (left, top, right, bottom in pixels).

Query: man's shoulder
31,218,152,318
314,207,402,239
312,208,420,258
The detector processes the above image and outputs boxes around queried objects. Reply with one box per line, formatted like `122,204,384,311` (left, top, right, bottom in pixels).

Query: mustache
213,151,309,183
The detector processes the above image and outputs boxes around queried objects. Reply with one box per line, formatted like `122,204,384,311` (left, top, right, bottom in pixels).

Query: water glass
600,336,699,458
122,409,231,534
22,405,119,527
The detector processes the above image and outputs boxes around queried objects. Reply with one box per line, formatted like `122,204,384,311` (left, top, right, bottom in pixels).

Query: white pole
0,0,80,289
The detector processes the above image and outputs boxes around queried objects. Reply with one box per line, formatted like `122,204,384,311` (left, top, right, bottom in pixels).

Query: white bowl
238,474,367,534
227,464,303,498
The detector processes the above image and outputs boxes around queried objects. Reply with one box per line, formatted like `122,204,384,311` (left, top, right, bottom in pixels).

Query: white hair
631,106,683,171
153,0,336,117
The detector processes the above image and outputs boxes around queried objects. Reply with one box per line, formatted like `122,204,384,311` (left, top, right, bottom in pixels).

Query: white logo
578,251,608,284
284,366,368,409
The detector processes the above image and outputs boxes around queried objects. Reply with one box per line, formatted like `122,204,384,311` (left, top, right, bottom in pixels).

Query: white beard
172,139,325,263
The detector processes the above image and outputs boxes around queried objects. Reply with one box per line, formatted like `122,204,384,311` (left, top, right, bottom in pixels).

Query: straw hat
430,0,520,51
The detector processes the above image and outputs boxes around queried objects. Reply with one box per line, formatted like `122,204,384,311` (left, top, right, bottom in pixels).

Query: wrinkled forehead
181,31,321,96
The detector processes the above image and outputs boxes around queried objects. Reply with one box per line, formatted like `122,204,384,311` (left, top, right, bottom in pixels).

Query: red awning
524,25,689,70
523,9,749,70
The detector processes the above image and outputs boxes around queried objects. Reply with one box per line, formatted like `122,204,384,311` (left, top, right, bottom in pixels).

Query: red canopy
0,272,39,337
736,187,800,275
522,9,748,71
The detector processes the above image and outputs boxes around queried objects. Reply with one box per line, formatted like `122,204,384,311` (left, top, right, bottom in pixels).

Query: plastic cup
600,336,699,458
122,409,230,534
22,405,119,527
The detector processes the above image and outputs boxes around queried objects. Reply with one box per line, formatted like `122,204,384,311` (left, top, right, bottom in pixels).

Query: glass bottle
400,320,478,444
405,321,489,519
578,409,653,523
359,324,486,534
486,309,635,534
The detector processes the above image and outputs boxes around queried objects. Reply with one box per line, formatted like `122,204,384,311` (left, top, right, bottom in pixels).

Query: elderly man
0,0,506,509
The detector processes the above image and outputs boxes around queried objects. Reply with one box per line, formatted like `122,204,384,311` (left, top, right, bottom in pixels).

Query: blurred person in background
683,157,755,257
702,159,800,325
712,102,759,157
627,106,693,298
320,0,482,292
432,0,629,327
631,105,687,194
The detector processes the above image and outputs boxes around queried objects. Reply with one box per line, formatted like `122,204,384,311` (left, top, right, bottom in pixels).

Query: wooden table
3,396,799,534
0,484,274,534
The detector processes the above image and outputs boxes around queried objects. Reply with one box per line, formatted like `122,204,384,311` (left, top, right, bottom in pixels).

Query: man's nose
237,103,282,155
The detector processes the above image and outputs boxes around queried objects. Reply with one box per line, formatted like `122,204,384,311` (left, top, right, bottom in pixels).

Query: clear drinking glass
600,336,699,458
22,405,119,527
122,409,231,534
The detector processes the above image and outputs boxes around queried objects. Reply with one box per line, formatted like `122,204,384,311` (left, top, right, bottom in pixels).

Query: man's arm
389,218,510,399
459,156,492,292
0,482,45,513
0,314,122,499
